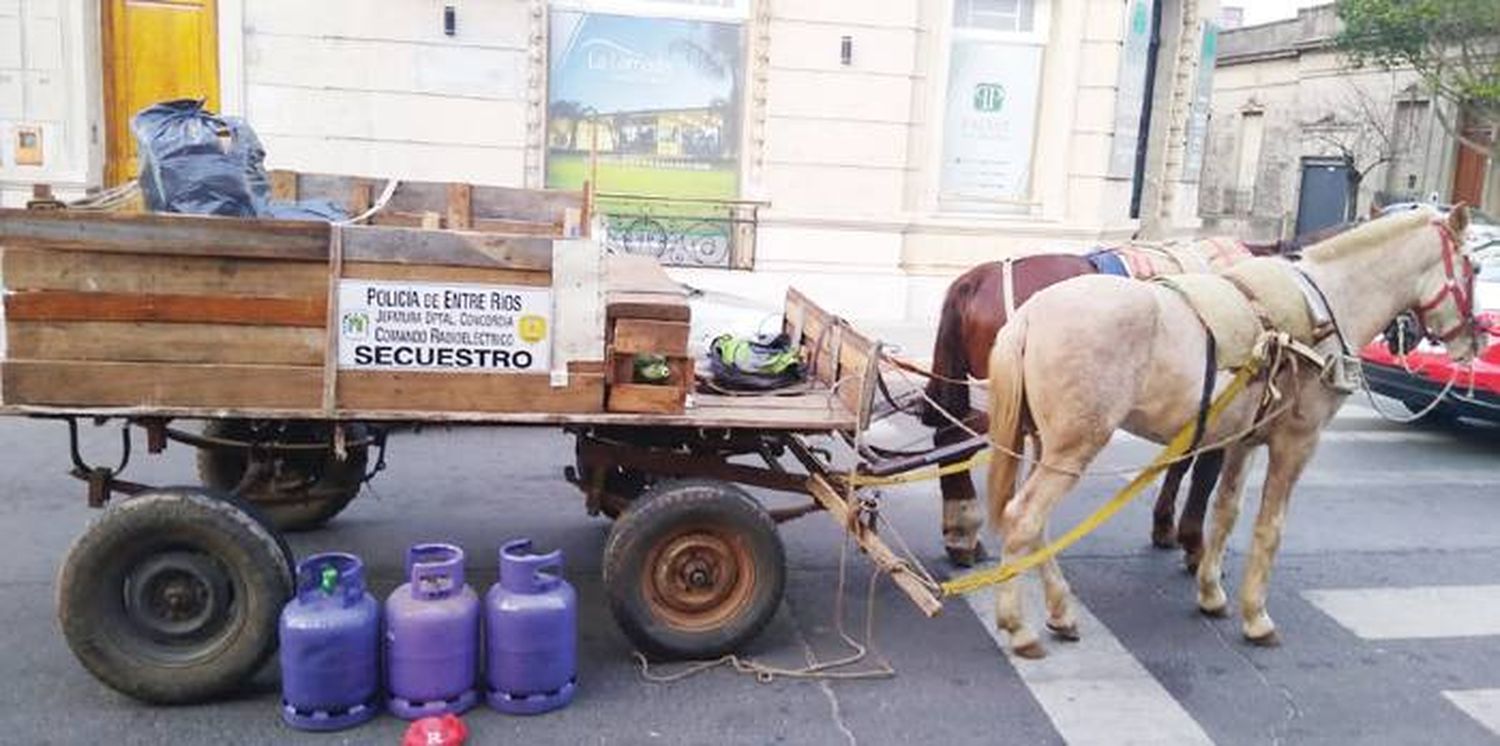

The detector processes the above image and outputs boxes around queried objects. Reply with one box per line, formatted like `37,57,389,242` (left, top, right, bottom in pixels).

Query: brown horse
921,233,1328,569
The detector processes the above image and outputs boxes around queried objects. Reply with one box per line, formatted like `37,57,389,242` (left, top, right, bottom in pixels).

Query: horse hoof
1012,641,1048,660
1198,603,1229,619
1151,534,1177,550
1246,629,1281,648
1047,621,1081,642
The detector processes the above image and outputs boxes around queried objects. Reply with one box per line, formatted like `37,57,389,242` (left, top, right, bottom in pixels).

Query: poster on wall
1108,0,1156,178
551,0,749,22
547,10,744,199
940,40,1043,203
337,280,552,374
1181,22,1219,183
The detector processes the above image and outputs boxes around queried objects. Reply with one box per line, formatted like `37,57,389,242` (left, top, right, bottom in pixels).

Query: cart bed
0,180,876,433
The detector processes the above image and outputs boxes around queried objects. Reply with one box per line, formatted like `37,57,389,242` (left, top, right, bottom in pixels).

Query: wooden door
1452,111,1493,208
103,0,220,186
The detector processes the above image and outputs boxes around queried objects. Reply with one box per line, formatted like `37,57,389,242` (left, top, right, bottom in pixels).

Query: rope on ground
633,532,895,684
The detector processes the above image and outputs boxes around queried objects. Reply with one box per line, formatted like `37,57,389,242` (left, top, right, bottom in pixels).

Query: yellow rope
939,362,1259,597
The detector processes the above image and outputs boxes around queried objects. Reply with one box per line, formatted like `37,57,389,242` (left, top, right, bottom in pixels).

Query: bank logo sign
336,279,552,374
973,83,1007,113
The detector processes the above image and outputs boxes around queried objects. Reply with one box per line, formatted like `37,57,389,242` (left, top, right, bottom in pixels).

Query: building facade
2,0,1221,319
1199,5,1499,242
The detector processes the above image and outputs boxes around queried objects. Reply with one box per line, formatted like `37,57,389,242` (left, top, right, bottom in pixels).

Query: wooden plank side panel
341,262,551,287
6,321,324,366
3,361,322,409
2,248,327,298
6,291,327,327
0,208,330,261
336,361,604,414
341,225,553,271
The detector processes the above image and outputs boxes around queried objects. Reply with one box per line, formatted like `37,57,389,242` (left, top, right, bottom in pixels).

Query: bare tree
1299,78,1414,219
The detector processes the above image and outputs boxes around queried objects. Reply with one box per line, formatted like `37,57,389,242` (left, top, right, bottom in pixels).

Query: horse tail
921,276,976,428
986,312,1028,529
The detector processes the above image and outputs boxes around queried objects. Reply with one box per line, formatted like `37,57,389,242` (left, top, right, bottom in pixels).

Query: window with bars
953,0,1036,33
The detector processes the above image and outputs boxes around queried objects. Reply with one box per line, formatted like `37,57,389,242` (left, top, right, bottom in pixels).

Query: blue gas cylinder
485,538,577,715
385,543,480,720
279,552,380,731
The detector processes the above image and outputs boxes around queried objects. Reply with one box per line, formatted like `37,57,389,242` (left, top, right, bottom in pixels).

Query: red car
1360,242,1500,422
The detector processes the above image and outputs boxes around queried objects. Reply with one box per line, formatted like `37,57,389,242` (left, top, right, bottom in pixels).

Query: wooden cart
0,175,947,705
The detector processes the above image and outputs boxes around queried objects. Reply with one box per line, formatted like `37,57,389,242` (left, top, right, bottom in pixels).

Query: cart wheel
603,479,785,659
56,488,294,704
197,420,369,532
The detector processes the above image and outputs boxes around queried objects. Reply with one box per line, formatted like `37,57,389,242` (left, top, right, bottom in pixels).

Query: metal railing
595,193,763,269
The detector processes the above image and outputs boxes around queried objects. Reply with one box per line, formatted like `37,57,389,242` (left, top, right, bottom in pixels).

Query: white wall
228,0,533,186
0,0,99,206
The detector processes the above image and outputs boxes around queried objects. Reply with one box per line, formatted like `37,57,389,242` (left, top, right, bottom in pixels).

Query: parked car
1360,222,1500,422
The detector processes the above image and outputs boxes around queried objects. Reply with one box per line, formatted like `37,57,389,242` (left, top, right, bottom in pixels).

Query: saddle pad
1223,257,1318,343
1114,246,1182,279
1190,236,1254,270
1086,249,1131,277
1154,274,1264,369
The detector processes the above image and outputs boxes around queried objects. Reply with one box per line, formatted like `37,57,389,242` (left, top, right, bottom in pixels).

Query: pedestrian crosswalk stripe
963,576,1214,745
1443,690,1500,737
1303,585,1500,640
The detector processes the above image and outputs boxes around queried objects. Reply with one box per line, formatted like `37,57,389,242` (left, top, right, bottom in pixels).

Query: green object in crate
633,354,672,384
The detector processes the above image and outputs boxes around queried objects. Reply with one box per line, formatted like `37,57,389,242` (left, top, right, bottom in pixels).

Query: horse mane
1300,208,1433,262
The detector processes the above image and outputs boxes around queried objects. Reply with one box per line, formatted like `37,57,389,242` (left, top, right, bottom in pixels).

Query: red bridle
1413,219,1477,344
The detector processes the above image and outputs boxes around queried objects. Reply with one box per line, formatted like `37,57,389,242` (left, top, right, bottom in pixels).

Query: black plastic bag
132,99,346,221
133,100,259,217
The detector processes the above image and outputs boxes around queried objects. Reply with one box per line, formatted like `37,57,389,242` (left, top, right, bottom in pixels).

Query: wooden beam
2,248,327,298
341,261,550,287
446,183,472,231
2,360,323,409
5,291,327,327
805,473,943,618
5,321,324,366
341,224,553,271
269,170,299,201
336,363,604,413
0,208,330,261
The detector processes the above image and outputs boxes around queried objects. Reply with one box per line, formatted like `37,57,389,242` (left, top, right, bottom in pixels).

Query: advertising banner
1109,0,1156,178
1182,22,1219,183
337,280,552,374
550,0,750,22
547,11,744,198
940,40,1043,202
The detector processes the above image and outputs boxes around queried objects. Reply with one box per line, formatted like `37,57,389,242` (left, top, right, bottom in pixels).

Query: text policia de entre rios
352,345,536,370
353,288,539,369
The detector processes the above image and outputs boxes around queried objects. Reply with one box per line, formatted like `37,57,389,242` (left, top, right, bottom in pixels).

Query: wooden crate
602,255,692,414
0,191,607,418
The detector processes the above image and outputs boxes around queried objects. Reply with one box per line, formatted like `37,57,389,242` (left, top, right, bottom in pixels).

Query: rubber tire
603,479,786,659
56,488,294,704
197,420,368,532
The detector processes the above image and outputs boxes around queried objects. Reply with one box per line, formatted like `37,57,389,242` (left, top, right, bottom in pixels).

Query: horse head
1410,205,1482,364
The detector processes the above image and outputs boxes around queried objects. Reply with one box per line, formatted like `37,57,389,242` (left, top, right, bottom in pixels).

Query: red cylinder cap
401,714,468,746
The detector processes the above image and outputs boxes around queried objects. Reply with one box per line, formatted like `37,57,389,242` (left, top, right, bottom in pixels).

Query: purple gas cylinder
279,552,380,731
485,539,577,715
385,543,480,719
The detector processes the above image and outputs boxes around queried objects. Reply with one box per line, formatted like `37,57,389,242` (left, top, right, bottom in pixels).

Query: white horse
984,206,1482,658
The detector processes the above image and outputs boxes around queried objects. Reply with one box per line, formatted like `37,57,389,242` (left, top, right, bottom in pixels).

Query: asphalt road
1,399,1497,745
